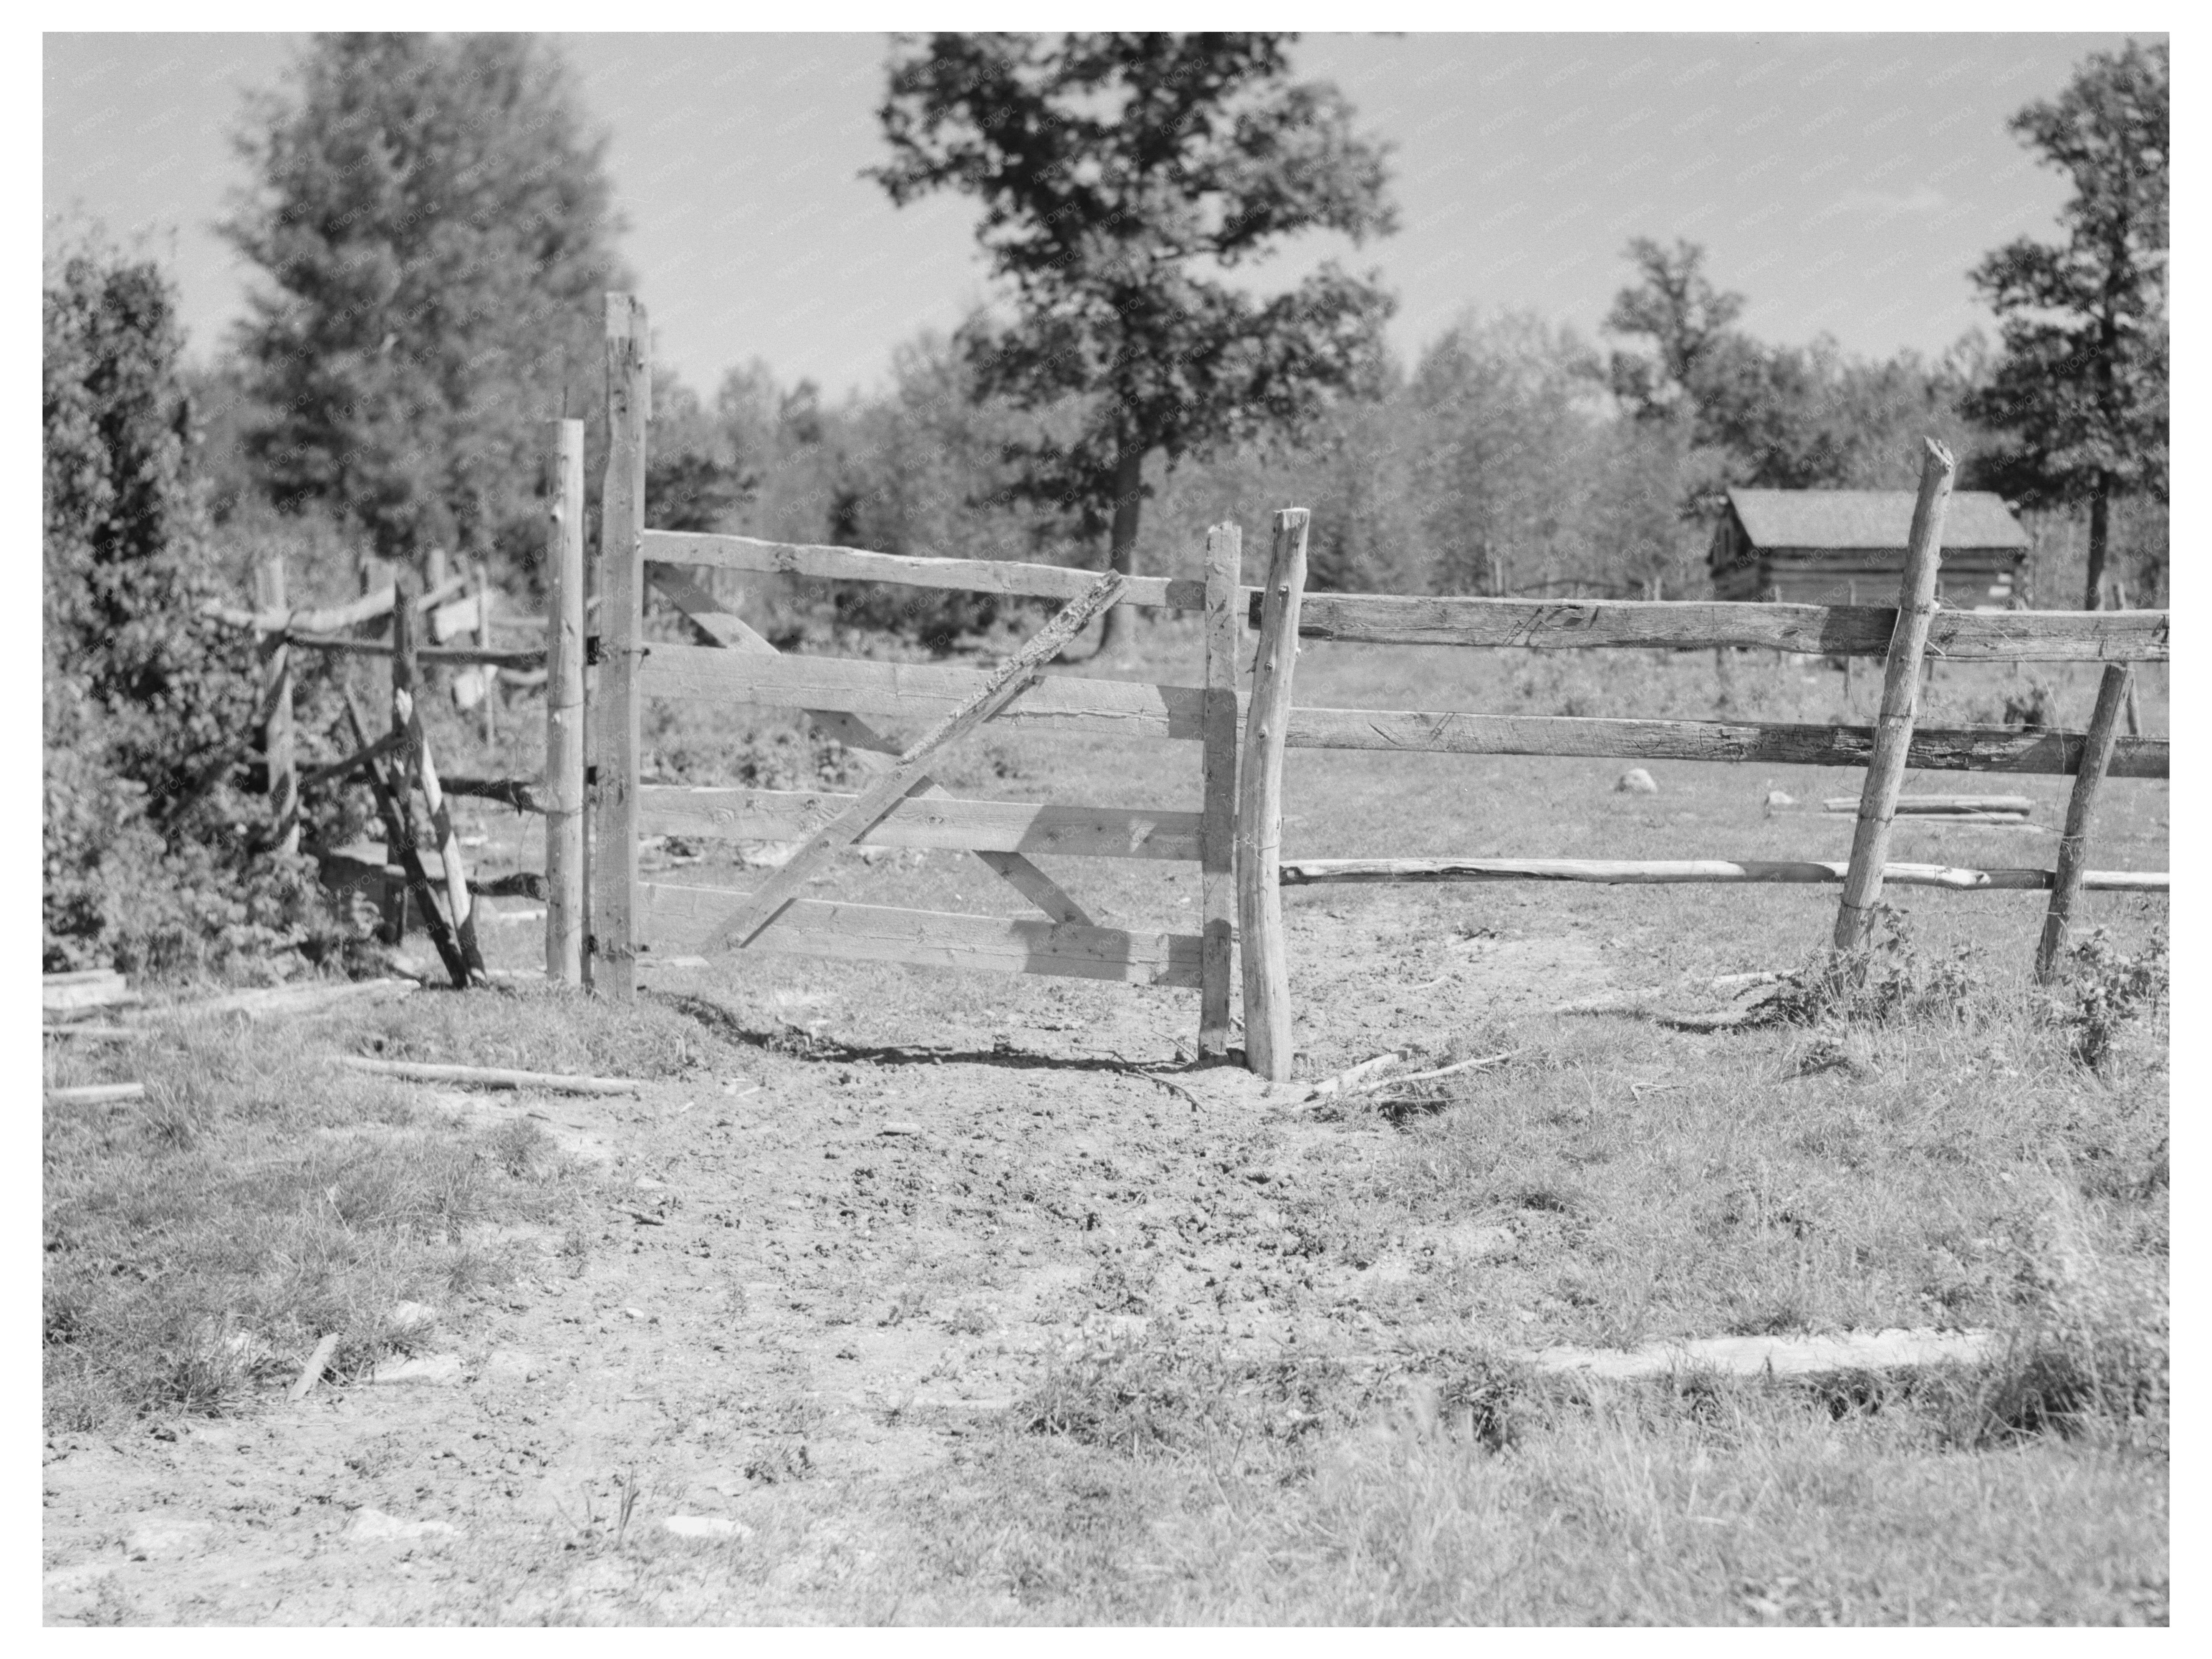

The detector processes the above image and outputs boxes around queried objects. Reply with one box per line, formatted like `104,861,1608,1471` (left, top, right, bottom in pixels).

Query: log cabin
1709,487,2031,609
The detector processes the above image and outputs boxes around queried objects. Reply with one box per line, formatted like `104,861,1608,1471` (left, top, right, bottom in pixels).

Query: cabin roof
1726,487,2031,552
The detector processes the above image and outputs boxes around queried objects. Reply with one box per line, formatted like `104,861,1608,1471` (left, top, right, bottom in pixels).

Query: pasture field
42,618,2168,1624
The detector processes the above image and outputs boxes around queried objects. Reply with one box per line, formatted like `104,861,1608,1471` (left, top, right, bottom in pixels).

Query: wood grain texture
699,573,1126,954
591,294,649,997
341,687,469,987
1273,589,2168,661
643,528,1208,611
545,419,587,984
644,560,1095,927
2036,662,2137,980
1276,707,2169,777
1838,440,1955,947
1199,522,1243,1059
1238,510,1308,1081
1278,857,2166,892
638,787,1200,859
639,886,1202,986
267,633,544,669
200,573,466,637
254,556,296,854
394,689,488,986
639,641,1205,738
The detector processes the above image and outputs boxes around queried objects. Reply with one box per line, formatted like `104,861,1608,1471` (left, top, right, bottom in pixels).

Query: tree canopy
223,33,625,572
1964,38,2167,608
872,31,1397,648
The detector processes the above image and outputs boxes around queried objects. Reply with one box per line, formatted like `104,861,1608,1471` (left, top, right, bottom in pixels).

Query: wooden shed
1709,487,2030,609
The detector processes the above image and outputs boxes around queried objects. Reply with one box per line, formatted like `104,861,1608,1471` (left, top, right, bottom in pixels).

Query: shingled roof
1727,488,2030,551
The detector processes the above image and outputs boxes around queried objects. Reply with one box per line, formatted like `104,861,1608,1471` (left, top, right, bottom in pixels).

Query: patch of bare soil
42,954,1478,1623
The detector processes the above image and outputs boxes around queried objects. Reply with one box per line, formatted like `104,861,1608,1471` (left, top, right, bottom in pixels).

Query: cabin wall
1733,547,2025,609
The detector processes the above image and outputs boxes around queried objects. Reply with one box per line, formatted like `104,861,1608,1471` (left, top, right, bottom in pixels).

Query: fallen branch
41,1025,141,1040
1303,1051,1407,1102
1363,1049,1518,1094
340,1057,644,1096
46,1082,145,1104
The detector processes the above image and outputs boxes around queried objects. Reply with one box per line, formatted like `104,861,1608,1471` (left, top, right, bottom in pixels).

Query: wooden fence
209,295,2169,1081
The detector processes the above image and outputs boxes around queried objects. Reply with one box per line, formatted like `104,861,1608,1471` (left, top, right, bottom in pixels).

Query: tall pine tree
224,33,625,574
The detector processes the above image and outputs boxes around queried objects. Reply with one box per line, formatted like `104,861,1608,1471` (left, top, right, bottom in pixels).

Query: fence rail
637,786,1202,860
1278,857,2169,892
1265,590,2169,661
643,533,1209,610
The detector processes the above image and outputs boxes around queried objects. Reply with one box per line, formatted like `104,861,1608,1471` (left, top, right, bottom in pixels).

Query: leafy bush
2058,927,2168,1073
43,242,350,977
1766,907,1985,1029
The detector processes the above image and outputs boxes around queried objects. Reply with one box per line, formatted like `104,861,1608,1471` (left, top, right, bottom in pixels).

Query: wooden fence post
545,419,588,986
1237,509,1308,1081
2035,662,2134,982
254,554,296,855
590,294,649,998
474,560,498,748
1199,522,1243,1061
1833,440,1955,950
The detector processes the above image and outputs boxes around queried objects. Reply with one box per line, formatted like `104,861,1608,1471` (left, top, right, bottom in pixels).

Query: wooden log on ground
1238,510,1308,1081
591,294,650,998
699,573,1128,954
642,529,1208,612
1277,857,2166,892
639,886,1201,986
1199,522,1243,1060
44,970,137,1018
1821,795,2033,815
45,1082,146,1105
637,786,1199,859
1278,707,2169,777
645,562,1097,928
1302,1051,1406,1101
2036,662,2136,982
1837,440,1955,949
1271,589,2167,661
42,1024,141,1040
545,418,588,986
340,1057,644,1095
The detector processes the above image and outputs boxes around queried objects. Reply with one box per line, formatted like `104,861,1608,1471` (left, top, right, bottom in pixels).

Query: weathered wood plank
700,574,1126,954
394,688,488,986
638,786,1200,859
2036,662,2136,980
1278,708,2169,778
1820,795,2034,815
644,561,1097,927
639,641,1206,738
278,633,545,670
1275,591,2168,661
545,418,587,985
1238,510,1308,1081
642,530,1207,611
1199,522,1243,1060
1278,858,2167,893
591,293,649,998
254,555,297,854
639,887,1203,986
1838,440,1955,948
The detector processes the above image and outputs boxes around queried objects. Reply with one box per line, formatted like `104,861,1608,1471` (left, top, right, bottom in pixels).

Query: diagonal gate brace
647,563,1097,926
698,572,1127,956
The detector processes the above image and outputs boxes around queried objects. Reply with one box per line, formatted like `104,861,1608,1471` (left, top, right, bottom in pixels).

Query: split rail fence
215,296,2169,1080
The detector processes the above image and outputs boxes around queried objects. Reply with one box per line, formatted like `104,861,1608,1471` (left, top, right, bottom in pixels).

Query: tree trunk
1098,434,1144,657
2084,470,2110,611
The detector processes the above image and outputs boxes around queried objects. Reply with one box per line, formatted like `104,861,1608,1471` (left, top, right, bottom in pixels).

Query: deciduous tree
872,32,1396,651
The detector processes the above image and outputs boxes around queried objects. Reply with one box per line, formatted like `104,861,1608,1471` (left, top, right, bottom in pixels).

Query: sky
43,30,2155,402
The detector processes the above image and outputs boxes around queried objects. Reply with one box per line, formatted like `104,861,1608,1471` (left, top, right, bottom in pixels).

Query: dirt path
42,983,1460,1623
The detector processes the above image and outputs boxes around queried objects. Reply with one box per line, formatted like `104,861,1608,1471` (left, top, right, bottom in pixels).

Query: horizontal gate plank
638,885,1202,986
639,786,1202,860
645,535,1209,611
1275,591,2169,661
640,642,1206,739
1278,857,2168,892
1282,708,2170,778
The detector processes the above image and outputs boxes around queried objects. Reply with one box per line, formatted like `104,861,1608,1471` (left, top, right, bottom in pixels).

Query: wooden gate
586,296,1247,1057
